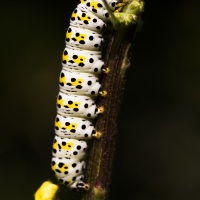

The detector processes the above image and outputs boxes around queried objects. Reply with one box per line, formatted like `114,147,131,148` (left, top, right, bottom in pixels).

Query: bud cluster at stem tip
114,0,144,26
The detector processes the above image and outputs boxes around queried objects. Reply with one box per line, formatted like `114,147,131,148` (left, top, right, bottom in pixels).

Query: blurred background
1,0,200,199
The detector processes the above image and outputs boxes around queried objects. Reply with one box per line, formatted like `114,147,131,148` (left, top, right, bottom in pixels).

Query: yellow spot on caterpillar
75,33,86,42
66,28,73,40
59,163,70,174
72,9,92,24
55,119,61,130
62,142,74,150
51,162,70,174
89,2,100,10
80,13,92,23
71,78,84,87
74,55,86,65
57,98,64,107
68,101,81,109
34,181,58,200
53,141,59,150
60,74,66,85
80,0,88,4
72,10,78,19
53,140,74,151
51,162,57,172
62,51,69,62
65,122,78,131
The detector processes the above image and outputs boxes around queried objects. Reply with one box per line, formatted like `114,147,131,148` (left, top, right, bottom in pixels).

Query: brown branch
82,23,138,200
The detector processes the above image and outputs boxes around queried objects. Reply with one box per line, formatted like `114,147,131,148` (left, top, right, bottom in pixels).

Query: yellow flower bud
34,181,58,200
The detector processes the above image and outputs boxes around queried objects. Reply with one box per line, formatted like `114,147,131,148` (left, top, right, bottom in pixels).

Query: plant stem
82,22,138,200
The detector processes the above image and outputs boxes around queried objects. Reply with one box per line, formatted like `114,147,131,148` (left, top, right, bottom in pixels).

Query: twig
83,21,139,200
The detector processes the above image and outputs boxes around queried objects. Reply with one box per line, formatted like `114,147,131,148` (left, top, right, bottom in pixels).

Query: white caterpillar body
52,0,121,191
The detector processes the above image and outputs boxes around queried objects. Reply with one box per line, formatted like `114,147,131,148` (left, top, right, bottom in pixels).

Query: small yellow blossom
34,181,59,200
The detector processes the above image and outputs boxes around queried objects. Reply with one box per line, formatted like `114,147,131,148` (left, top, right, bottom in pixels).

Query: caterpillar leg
70,180,90,191
92,131,102,139
102,67,110,74
99,90,107,97
97,106,104,114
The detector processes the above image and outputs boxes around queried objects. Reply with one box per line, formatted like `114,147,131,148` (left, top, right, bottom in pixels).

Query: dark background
1,0,200,199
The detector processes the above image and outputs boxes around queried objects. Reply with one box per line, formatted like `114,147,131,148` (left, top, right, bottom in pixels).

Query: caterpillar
51,0,129,192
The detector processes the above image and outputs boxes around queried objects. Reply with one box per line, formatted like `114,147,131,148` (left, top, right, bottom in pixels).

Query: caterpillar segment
62,47,105,74
66,26,104,51
79,0,119,21
59,70,101,97
55,114,101,140
52,136,88,159
56,92,102,118
70,7,107,33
